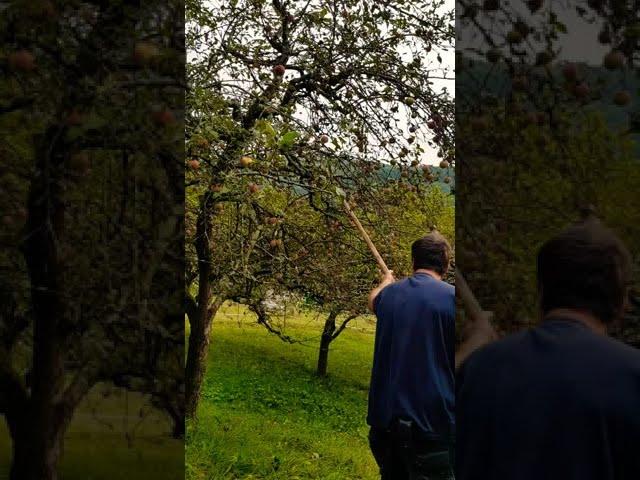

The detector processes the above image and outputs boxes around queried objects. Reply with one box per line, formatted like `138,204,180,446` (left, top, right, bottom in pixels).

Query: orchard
185,0,455,421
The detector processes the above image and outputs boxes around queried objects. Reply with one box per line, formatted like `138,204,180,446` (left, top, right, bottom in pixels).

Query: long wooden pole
343,199,484,321
455,270,483,321
343,199,391,275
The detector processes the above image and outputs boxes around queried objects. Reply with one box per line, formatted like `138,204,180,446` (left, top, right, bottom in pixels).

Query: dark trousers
369,420,455,480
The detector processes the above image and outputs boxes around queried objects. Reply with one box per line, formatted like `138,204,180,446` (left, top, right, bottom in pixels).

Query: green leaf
255,120,277,139
278,131,299,149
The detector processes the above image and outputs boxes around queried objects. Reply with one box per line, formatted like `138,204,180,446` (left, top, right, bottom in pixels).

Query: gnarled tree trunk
317,310,339,377
185,293,224,418
9,417,67,480
11,128,71,480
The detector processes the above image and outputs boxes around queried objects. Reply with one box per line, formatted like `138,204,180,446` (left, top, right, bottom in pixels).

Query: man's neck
414,269,441,281
543,308,607,335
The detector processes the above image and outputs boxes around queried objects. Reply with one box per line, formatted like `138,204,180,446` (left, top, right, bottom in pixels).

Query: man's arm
368,270,395,313
455,311,497,370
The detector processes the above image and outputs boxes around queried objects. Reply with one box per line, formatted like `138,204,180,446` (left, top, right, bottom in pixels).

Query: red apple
8,50,36,72
470,116,489,131
512,75,528,91
613,90,632,106
152,109,176,126
188,159,200,170
69,151,90,174
604,51,625,70
65,109,84,126
562,63,578,81
272,64,286,76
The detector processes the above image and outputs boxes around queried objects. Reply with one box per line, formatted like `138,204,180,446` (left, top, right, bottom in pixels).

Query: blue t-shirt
456,317,640,480
367,272,456,437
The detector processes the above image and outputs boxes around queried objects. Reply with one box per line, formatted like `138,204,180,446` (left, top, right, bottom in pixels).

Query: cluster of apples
561,52,631,106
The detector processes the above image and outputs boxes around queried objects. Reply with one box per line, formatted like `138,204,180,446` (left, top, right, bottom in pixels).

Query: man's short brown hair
412,232,452,276
537,217,632,324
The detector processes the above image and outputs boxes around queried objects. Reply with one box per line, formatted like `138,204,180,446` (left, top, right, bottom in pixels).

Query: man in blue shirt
457,215,640,479
367,232,456,480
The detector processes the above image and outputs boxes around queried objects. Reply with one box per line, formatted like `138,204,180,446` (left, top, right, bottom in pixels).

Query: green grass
0,386,183,480
186,303,379,480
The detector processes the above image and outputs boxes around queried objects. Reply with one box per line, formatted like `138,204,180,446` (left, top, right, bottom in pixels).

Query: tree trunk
9,430,65,480
185,294,223,418
317,311,339,377
185,188,229,418
171,414,186,439
13,128,69,480
9,412,67,480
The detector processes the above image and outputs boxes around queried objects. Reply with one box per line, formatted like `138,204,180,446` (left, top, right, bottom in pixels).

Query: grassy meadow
0,385,183,480
186,303,379,480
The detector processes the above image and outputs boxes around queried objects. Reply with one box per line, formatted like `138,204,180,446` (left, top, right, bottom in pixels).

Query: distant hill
457,57,640,141
377,164,455,194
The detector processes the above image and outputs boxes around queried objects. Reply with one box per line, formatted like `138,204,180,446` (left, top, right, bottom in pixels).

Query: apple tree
185,0,455,416
1,2,185,478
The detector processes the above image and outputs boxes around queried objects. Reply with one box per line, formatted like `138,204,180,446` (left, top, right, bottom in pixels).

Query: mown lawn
186,304,379,480
0,386,183,480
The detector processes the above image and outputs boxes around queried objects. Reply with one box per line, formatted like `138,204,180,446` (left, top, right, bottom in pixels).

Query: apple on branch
604,50,625,70
239,156,254,167
152,108,176,127
613,90,632,106
8,49,36,72
133,41,160,66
